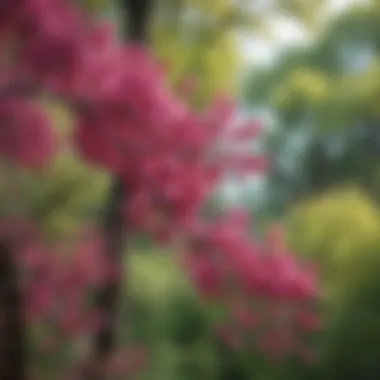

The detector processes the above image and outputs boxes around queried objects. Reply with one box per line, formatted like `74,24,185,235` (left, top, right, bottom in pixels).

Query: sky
240,0,366,66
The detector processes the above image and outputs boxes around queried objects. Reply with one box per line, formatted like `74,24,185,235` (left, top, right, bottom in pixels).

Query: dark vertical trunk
122,0,153,43
86,1,152,379
0,240,26,380
88,178,126,380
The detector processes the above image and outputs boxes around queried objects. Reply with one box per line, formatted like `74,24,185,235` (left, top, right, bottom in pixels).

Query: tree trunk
86,1,152,379
122,0,153,43
0,240,26,380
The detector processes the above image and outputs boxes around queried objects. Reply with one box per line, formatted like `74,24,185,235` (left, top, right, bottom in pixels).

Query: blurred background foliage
18,0,380,379
243,0,380,379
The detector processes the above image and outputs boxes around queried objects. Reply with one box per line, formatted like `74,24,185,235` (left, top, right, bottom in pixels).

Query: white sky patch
239,0,366,66
239,17,308,66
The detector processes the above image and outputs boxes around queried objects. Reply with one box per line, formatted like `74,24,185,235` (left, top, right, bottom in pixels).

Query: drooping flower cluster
180,216,320,362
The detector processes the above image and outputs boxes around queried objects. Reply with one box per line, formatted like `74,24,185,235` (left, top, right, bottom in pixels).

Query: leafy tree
243,0,380,214
286,186,380,380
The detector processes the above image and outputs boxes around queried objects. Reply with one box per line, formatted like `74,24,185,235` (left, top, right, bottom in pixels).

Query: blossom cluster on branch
0,0,321,378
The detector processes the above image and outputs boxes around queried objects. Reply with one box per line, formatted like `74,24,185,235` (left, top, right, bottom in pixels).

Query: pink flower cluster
18,230,107,337
0,0,321,374
181,217,320,361
1,0,266,233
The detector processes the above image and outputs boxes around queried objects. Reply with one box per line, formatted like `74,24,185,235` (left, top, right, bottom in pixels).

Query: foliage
286,187,380,380
129,250,322,380
287,187,380,270
243,0,380,212
240,2,380,379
